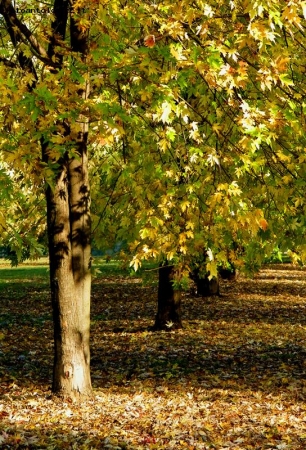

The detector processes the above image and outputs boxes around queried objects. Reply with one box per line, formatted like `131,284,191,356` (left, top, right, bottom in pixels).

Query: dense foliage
0,0,305,274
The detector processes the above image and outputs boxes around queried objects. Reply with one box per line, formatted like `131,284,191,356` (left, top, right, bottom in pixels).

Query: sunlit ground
1,262,306,448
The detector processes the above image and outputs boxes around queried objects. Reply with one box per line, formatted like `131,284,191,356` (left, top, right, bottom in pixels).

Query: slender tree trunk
46,145,92,400
153,265,183,331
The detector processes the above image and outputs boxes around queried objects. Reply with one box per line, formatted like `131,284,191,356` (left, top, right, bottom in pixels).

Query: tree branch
0,56,16,67
0,0,54,65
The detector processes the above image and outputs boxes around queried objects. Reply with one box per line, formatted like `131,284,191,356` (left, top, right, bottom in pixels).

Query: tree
91,0,306,328
44,1,92,399
1,0,306,389
0,0,92,400
0,159,46,263
153,264,183,331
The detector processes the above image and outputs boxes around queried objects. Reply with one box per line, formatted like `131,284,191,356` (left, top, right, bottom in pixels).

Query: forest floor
1,262,306,449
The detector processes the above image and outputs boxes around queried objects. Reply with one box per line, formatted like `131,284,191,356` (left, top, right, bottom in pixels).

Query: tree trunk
191,270,220,297
45,0,91,401
153,265,183,331
46,146,92,400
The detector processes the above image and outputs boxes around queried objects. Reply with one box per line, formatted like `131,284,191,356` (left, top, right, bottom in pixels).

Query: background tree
90,0,306,329
0,159,46,263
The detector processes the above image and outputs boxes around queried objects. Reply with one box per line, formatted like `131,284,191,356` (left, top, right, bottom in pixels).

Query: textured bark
44,0,92,401
190,269,220,297
46,146,92,400
153,265,183,331
197,276,219,296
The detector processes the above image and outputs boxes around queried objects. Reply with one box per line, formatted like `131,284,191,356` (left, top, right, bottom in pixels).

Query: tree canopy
0,0,306,270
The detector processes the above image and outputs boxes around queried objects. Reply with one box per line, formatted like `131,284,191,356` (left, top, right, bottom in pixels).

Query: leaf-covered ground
1,263,306,449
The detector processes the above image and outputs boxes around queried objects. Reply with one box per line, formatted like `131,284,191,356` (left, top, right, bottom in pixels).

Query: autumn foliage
1,0,306,403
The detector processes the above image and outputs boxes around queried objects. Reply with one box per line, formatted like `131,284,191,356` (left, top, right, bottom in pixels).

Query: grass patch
0,266,49,281
92,257,159,284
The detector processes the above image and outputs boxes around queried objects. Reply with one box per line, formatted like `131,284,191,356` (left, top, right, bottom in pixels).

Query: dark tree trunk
196,275,219,296
153,265,183,331
219,265,236,280
190,269,220,297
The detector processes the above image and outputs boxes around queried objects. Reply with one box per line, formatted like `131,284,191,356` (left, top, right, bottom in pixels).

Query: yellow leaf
130,258,141,271
207,248,214,261
186,221,194,230
206,261,218,279
167,251,174,261
302,2,306,19
282,175,291,184
181,201,190,212
160,101,172,123
212,123,222,135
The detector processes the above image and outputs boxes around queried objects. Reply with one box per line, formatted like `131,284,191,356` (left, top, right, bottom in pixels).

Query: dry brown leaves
1,264,306,449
